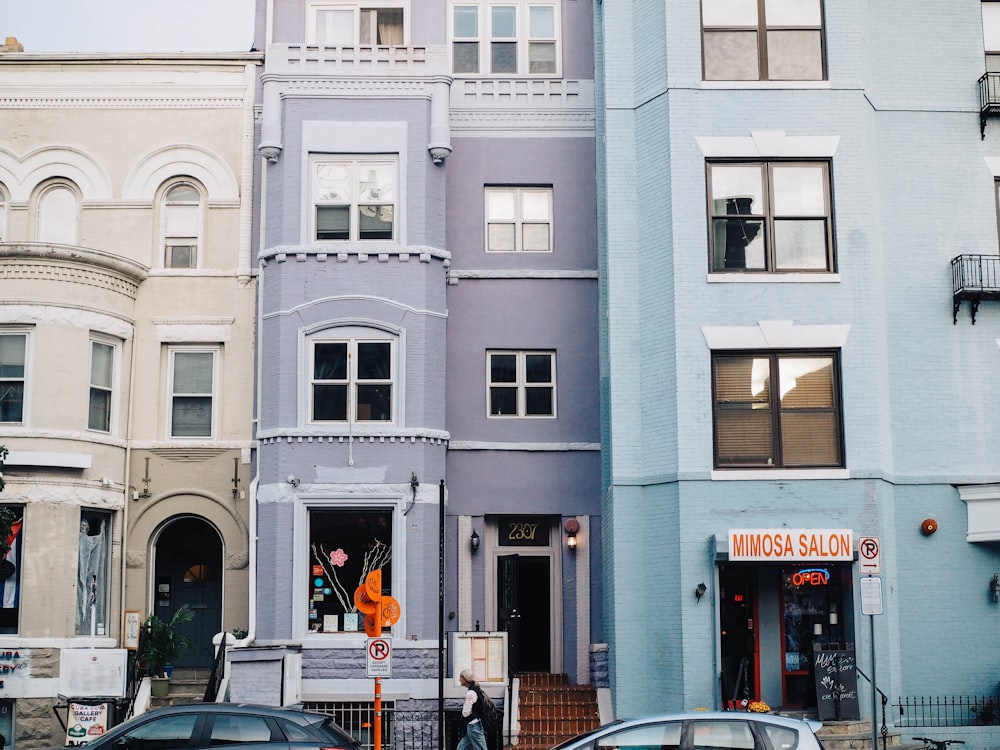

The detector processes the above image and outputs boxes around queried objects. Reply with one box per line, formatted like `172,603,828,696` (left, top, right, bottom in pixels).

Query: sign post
860,574,884,750
354,571,402,750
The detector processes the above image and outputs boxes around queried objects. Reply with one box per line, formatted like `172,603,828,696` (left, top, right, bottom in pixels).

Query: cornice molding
0,96,245,109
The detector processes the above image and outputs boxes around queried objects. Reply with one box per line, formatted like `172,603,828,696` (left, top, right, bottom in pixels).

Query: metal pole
375,676,382,750
869,613,876,750
439,479,445,750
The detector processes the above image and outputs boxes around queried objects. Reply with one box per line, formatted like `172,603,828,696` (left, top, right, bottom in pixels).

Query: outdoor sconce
695,582,707,601
286,475,300,487
131,457,152,500
470,530,480,554
991,573,1000,603
564,518,580,550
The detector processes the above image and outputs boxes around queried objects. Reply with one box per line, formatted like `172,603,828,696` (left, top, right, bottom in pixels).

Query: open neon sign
792,568,830,586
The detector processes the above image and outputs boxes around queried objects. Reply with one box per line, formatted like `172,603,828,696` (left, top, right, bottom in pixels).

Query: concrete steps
150,667,212,708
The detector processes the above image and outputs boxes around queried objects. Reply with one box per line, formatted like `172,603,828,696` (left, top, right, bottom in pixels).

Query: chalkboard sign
812,645,860,721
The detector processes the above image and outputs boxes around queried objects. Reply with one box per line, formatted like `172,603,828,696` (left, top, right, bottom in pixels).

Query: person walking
457,670,489,750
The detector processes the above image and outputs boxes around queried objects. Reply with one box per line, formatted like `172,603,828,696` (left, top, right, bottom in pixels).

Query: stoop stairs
150,667,213,709
514,674,601,750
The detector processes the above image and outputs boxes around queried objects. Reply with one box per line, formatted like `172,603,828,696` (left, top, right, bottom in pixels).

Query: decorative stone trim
259,244,451,266
258,432,449,445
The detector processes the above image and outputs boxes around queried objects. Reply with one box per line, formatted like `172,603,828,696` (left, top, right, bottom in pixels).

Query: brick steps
515,674,600,750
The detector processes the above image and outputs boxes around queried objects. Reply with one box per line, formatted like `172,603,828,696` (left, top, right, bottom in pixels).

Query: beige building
0,44,259,747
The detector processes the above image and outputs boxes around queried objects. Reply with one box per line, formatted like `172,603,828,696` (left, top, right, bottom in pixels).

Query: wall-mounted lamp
286,475,300,487
232,457,242,500
131,457,152,500
695,582,707,601
470,529,480,554
990,573,1000,603
564,518,580,550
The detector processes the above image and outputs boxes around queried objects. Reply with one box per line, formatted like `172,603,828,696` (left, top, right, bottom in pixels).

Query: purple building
231,0,602,740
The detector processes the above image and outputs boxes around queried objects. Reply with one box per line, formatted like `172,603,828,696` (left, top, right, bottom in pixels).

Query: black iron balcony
979,72,1000,138
952,254,1000,323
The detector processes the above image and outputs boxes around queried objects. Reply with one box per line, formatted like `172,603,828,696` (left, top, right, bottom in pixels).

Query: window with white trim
161,182,203,269
0,185,8,241
76,509,111,636
0,334,26,424
712,350,843,469
36,181,80,245
310,330,395,424
309,2,406,45
0,505,24,635
313,158,397,242
88,339,115,433
487,350,555,418
451,2,559,75
307,507,393,633
486,187,552,252
707,161,834,272
168,347,218,438
701,0,826,81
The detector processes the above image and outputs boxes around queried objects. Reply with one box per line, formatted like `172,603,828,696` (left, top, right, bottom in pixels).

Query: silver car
550,712,826,750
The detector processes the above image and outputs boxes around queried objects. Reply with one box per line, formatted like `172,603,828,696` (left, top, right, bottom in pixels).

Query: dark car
74,703,361,750
550,712,826,750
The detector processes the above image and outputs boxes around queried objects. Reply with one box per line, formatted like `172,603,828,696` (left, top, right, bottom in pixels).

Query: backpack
474,685,500,733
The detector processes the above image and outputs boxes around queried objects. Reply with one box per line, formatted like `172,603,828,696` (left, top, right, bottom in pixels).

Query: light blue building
597,0,1000,734
230,0,602,734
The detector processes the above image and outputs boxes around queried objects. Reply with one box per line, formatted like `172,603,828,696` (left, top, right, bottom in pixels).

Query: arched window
161,182,203,268
36,182,79,245
0,185,8,241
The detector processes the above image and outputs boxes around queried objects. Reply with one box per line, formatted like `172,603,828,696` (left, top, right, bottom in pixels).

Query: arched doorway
153,517,222,668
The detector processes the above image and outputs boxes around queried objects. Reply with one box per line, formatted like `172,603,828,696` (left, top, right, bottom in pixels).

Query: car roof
131,704,328,719
611,712,822,731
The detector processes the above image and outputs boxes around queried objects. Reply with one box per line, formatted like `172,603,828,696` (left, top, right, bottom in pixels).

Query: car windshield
551,720,626,750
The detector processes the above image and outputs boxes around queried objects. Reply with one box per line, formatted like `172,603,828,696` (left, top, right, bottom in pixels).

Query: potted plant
138,605,194,697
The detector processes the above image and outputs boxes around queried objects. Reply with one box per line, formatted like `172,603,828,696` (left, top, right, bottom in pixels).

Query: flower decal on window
329,548,348,567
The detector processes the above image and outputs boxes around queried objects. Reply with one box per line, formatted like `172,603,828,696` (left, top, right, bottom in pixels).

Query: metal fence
895,696,1000,727
305,702,504,750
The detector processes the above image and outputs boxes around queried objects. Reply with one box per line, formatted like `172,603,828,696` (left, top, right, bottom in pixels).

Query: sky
2,0,256,54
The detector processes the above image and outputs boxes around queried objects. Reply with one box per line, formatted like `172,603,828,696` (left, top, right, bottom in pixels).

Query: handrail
203,632,228,702
856,667,889,750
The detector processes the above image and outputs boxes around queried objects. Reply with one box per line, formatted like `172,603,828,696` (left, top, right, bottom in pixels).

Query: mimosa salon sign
729,528,853,561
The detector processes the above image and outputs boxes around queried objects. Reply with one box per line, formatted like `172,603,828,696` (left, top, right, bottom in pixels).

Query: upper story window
161,182,203,269
0,334,26,424
707,161,834,273
701,0,826,81
0,185,8,241
313,158,396,242
169,347,218,438
486,187,552,252
712,351,843,469
452,2,559,76
488,350,555,418
310,2,405,45
88,339,115,433
310,330,395,424
35,181,80,245
985,2,1000,70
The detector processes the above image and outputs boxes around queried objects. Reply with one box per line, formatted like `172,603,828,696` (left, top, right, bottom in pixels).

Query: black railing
979,72,1000,138
856,667,889,750
896,695,1000,727
306,705,504,750
203,633,227,702
951,254,1000,323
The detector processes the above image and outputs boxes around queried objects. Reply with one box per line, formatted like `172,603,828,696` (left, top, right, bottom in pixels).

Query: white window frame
311,156,398,243
0,330,30,426
87,336,118,434
450,1,561,77
76,509,112,636
486,349,556,419
167,346,219,439
0,184,8,242
307,1,410,45
292,495,406,641
160,181,204,270
34,180,80,246
485,186,553,252
308,327,397,426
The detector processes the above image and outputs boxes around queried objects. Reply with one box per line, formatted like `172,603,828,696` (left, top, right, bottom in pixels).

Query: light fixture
564,518,580,550
695,582,707,601
991,573,1000,603
286,475,300,487
470,530,480,554
131,457,152,500
232,457,241,500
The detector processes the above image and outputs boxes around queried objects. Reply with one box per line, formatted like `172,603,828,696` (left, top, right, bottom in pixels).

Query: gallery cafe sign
729,528,853,561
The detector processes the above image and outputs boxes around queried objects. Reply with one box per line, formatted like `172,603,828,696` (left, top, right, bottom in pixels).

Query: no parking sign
367,637,392,677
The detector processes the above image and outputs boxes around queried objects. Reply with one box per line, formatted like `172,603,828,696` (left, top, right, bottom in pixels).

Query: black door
497,554,550,674
155,517,222,667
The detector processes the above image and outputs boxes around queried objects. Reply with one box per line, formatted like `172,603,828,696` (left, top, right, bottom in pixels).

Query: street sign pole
869,610,876,750
860,575,883,750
